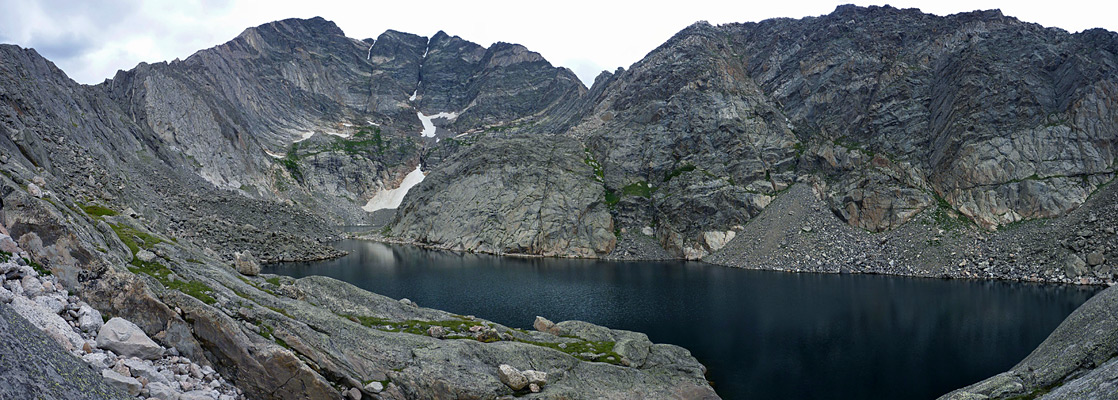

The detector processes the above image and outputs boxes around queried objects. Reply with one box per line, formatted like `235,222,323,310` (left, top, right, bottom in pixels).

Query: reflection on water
264,240,1102,400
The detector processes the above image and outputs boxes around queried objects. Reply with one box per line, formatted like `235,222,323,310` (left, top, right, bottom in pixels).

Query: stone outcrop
390,135,616,257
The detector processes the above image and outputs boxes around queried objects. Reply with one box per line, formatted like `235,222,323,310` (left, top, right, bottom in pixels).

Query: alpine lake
263,239,1102,400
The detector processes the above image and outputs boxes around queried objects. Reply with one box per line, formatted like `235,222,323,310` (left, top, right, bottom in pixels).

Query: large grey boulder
96,317,164,360
135,249,157,263
234,251,260,276
78,304,104,333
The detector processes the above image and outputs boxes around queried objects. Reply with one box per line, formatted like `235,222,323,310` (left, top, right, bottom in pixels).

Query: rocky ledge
0,234,241,400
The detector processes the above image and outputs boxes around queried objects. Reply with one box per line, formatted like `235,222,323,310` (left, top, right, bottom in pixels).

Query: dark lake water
263,240,1102,400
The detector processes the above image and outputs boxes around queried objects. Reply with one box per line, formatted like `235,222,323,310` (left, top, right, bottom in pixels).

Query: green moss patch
511,337,624,365
80,204,118,217
111,223,214,305
107,223,164,254
344,314,487,336
343,314,624,365
127,259,216,305
621,181,655,198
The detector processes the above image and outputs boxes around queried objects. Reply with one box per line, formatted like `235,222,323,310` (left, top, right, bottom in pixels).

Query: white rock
78,304,104,333
0,285,12,303
364,381,384,393
34,295,65,315
21,275,44,297
96,317,164,360
3,280,22,296
26,183,43,198
702,230,736,252
102,369,142,396
136,249,157,263
179,389,213,400
497,364,528,390
344,387,363,399
522,370,548,386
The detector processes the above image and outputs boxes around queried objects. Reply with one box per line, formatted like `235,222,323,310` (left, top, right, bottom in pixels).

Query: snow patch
293,131,314,143
417,111,458,138
367,42,374,60
325,131,352,139
362,166,426,212
264,149,285,159
409,89,418,101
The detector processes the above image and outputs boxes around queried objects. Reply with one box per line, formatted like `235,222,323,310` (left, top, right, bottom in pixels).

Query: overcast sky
1,0,1116,86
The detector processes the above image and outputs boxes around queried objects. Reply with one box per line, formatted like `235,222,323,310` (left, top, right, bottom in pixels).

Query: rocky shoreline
357,178,1115,288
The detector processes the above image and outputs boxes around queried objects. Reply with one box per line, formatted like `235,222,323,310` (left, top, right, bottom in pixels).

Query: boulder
77,304,104,333
364,381,384,393
81,352,112,370
123,358,169,384
497,364,528,390
533,316,557,334
9,296,84,351
1087,252,1106,266
145,382,178,400
522,369,548,386
136,249,157,263
0,235,18,254
96,317,164,360
234,251,260,276
1064,254,1089,278
101,369,142,396
20,275,44,297
344,387,362,399
426,325,447,339
33,295,64,315
25,183,42,198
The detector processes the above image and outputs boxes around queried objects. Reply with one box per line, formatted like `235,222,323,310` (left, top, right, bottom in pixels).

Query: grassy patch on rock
342,314,625,365
111,222,215,305
621,181,655,198
511,337,624,365
107,223,164,254
80,204,118,217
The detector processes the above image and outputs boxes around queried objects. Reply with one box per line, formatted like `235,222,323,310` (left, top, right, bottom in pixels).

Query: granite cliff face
388,5,1117,263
